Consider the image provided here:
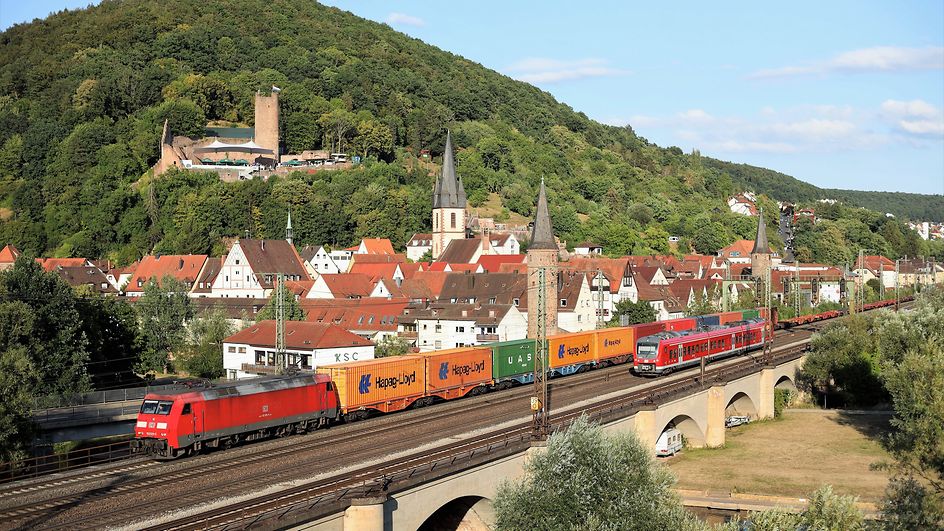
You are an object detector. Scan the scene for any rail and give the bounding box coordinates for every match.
[32,402,142,425]
[151,345,811,530]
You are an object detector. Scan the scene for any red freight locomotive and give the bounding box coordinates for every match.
[633,319,767,376]
[131,374,339,459]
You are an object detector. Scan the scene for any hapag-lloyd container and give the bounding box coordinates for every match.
[664,317,697,332]
[548,331,596,372]
[418,347,493,400]
[317,355,425,414]
[490,339,539,384]
[594,328,634,364]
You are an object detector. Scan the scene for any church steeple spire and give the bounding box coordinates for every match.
[530,178,556,250]
[285,209,293,246]
[752,208,770,255]
[433,130,466,209]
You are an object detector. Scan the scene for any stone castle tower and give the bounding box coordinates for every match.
[254,91,280,164]
[431,131,467,259]
[527,178,559,339]
[751,208,772,281]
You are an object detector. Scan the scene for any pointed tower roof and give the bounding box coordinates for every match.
[529,178,556,250]
[752,209,770,254]
[286,209,293,230]
[432,131,466,209]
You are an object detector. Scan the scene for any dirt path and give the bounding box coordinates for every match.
[667,409,892,500]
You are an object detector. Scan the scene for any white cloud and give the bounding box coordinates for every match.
[505,58,628,84]
[749,46,944,79]
[881,99,940,118]
[386,12,425,27]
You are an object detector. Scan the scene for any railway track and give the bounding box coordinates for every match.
[145,344,813,531]
[0,302,908,530]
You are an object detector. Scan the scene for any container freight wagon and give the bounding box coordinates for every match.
[317,356,426,420]
[490,339,540,388]
[132,375,338,459]
[549,331,597,375]
[419,347,493,400]
[594,327,635,366]
[717,311,742,325]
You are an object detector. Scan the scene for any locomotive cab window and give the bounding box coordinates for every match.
[155,401,174,415]
[141,400,174,415]
[182,403,191,415]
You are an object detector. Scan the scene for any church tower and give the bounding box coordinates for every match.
[431,131,467,260]
[751,209,772,281]
[527,178,559,339]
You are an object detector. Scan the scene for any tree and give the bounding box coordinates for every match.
[494,415,701,530]
[79,296,142,389]
[353,119,394,159]
[693,222,728,255]
[256,286,306,321]
[135,276,193,376]
[728,486,865,531]
[0,256,90,398]
[375,335,410,357]
[0,301,38,462]
[609,298,657,326]
[319,108,356,153]
[177,308,233,379]
[686,293,715,317]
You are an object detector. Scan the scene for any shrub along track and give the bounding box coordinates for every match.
[0,304,899,531]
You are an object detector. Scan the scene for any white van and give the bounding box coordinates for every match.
[655,428,683,457]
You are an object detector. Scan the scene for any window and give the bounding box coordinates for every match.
[489,297,496,304]
[435,340,442,349]
[435,324,443,333]
[238,347,246,353]
[155,401,173,415]
[450,212,457,229]
[731,251,741,257]
[182,403,191,415]
[513,298,520,306]
[235,259,240,265]
[560,299,567,306]
[457,326,465,333]
[255,352,265,364]
[228,346,236,353]
[578,315,582,322]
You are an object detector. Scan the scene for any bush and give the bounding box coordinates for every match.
[774,388,792,418]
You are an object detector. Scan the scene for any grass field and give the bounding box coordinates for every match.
[667,410,893,500]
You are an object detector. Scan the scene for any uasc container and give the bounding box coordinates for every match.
[418,347,493,400]
[491,339,539,386]
[548,330,596,373]
[594,327,634,365]
[317,355,425,417]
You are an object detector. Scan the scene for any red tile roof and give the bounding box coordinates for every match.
[561,256,629,293]
[237,239,309,288]
[301,298,410,332]
[350,262,400,279]
[719,240,755,258]
[36,258,89,271]
[358,238,396,255]
[406,271,449,299]
[447,263,482,273]
[350,253,407,264]
[477,254,526,272]
[406,233,432,247]
[0,244,20,263]
[191,257,223,293]
[317,273,374,298]
[126,255,208,292]
[224,321,373,350]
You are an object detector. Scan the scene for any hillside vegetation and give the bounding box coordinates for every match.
[0,0,940,266]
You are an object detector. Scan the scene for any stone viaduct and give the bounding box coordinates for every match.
[296,356,804,531]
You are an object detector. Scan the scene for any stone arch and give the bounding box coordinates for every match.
[417,495,494,531]
[661,414,705,448]
[725,391,758,419]
[775,374,797,391]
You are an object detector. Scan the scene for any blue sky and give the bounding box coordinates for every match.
[3,1,942,195]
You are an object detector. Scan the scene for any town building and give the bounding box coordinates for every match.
[209,239,308,298]
[399,303,527,351]
[223,321,374,380]
[0,244,20,271]
[124,254,208,296]
[527,178,559,338]
[405,233,432,261]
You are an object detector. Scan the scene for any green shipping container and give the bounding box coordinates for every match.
[491,339,540,381]
[741,309,760,319]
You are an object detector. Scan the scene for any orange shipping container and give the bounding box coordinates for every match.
[548,331,597,370]
[418,347,493,400]
[718,311,742,325]
[594,327,635,364]
[317,356,426,415]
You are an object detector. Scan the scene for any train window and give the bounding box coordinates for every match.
[182,403,191,415]
[140,400,158,414]
[155,401,174,415]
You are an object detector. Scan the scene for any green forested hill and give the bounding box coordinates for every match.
[0,0,939,266]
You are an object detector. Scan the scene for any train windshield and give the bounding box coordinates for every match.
[637,344,658,359]
[140,400,174,415]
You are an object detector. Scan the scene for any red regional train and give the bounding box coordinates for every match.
[632,318,767,376]
[131,374,338,459]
